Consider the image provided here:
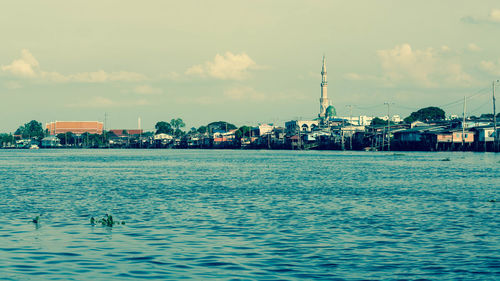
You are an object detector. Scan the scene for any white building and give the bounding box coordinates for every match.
[257,124,276,136]
[380,115,402,123]
[285,120,320,135]
[154,133,174,141]
[337,115,374,126]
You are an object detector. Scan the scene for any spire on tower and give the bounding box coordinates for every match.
[321,55,326,74]
[319,55,329,118]
[321,55,327,85]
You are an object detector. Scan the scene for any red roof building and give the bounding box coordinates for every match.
[46,121,103,135]
[109,129,144,137]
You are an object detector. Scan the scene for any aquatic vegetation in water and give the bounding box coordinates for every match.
[441,157,451,161]
[90,214,125,227]
[32,215,40,224]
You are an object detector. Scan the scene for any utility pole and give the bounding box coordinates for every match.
[462,96,467,150]
[384,102,393,151]
[493,80,498,152]
[138,117,142,149]
[297,124,301,150]
[346,105,353,150]
[104,112,108,148]
[341,117,345,150]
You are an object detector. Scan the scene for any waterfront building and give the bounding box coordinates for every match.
[41,136,61,148]
[153,133,174,148]
[154,133,173,141]
[46,121,103,135]
[285,120,319,135]
[109,129,143,137]
[257,124,278,136]
[380,115,403,123]
[335,116,374,126]
[341,125,366,137]
[213,129,237,148]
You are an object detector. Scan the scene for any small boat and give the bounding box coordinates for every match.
[29,144,39,149]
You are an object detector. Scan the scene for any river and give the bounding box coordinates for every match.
[0,150,498,280]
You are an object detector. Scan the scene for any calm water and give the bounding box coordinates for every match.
[0,150,498,280]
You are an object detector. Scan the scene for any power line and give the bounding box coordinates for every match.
[353,104,385,110]
[393,104,419,111]
[468,99,492,115]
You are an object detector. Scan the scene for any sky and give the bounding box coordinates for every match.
[1,0,500,132]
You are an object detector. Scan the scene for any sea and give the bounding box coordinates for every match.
[0,149,498,280]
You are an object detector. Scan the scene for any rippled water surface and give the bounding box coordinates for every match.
[0,150,499,280]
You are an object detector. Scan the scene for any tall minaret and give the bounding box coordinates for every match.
[319,55,329,118]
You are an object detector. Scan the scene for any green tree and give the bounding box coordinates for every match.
[88,133,104,148]
[174,128,185,138]
[207,121,237,132]
[235,125,252,139]
[480,113,493,119]
[170,118,186,130]
[404,106,445,123]
[57,132,76,146]
[0,133,15,147]
[142,131,154,137]
[169,118,186,137]
[155,121,173,135]
[14,127,24,136]
[15,120,44,139]
[197,126,207,134]
[370,117,387,126]
[106,131,117,138]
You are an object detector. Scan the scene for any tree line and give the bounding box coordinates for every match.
[2,106,499,147]
[370,106,499,126]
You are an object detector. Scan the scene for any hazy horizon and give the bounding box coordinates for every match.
[1,1,499,132]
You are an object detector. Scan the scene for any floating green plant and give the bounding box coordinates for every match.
[32,215,40,224]
[90,214,125,227]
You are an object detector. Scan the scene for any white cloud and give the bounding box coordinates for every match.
[1,49,39,77]
[185,52,259,80]
[133,84,162,95]
[343,73,363,80]
[67,96,149,108]
[224,86,266,101]
[490,9,500,22]
[161,71,182,81]
[441,45,451,52]
[176,95,217,105]
[177,86,306,105]
[480,60,500,76]
[4,81,23,89]
[467,43,481,52]
[1,49,147,83]
[376,43,474,87]
[67,71,147,83]
[342,72,380,82]
[377,44,435,87]
[224,86,308,102]
[462,9,500,24]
